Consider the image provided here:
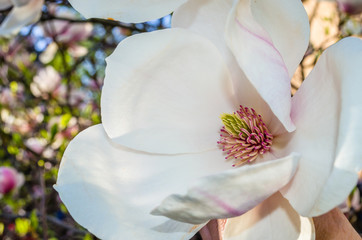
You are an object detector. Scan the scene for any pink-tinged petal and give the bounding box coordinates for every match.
[279,37,362,217]
[0,0,12,10]
[55,124,235,239]
[0,0,43,36]
[225,0,310,132]
[101,28,236,154]
[68,0,187,23]
[151,153,299,224]
[223,193,315,240]
[249,0,310,79]
[172,0,285,136]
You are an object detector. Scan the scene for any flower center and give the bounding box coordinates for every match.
[217,105,273,167]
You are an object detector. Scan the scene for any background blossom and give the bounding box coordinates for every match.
[0,166,24,196]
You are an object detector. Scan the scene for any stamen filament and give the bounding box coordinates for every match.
[218,105,273,167]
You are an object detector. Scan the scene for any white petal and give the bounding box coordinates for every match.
[225,0,310,132]
[223,193,315,240]
[68,0,187,23]
[309,168,358,216]
[0,0,43,36]
[280,37,362,216]
[0,0,12,10]
[10,0,29,7]
[249,0,310,78]
[101,28,236,154]
[172,0,234,65]
[55,124,234,239]
[172,0,285,136]
[151,153,300,224]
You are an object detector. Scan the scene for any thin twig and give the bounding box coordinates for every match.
[39,170,49,240]
[40,15,145,32]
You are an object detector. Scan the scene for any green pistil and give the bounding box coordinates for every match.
[220,113,250,138]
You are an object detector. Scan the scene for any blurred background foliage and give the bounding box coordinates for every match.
[0,0,361,239]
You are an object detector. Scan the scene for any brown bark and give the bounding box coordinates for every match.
[313,208,361,240]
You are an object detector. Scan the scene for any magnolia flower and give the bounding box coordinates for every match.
[30,66,62,99]
[25,137,47,154]
[41,8,93,58]
[0,166,24,196]
[0,0,43,36]
[25,137,55,159]
[43,17,93,44]
[320,0,362,14]
[1,109,31,134]
[341,18,362,36]
[56,0,362,239]
[43,7,93,44]
[0,87,15,106]
[69,88,89,107]
[336,0,362,14]
[0,38,31,66]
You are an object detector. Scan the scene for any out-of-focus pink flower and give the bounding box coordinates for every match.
[337,0,362,14]
[342,19,362,36]
[1,109,31,134]
[48,115,79,148]
[0,167,24,195]
[41,8,93,59]
[0,88,15,106]
[62,123,79,139]
[69,88,89,107]
[25,137,47,154]
[319,0,362,14]
[44,20,93,44]
[30,66,62,99]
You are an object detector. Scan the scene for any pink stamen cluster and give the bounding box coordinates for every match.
[217,106,273,167]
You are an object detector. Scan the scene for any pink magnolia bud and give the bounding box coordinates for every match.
[0,167,24,195]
